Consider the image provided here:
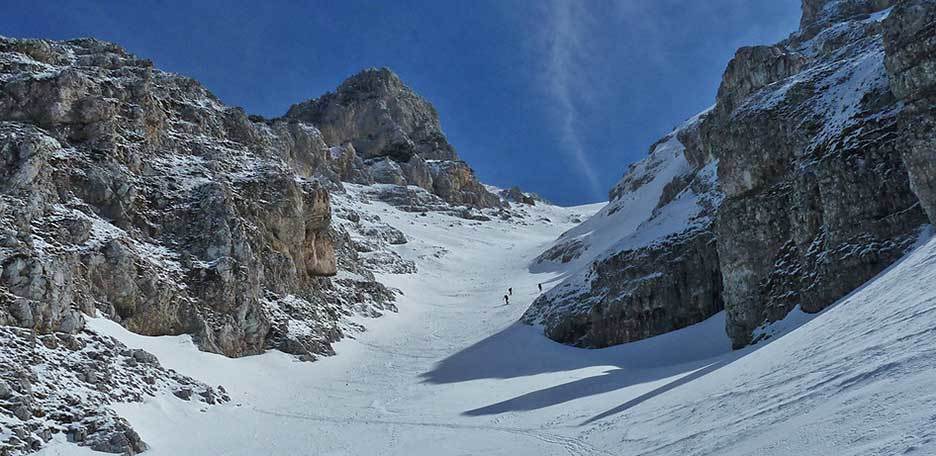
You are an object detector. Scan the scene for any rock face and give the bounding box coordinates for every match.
[537,230,723,348]
[884,0,936,223]
[523,114,726,347]
[0,36,414,363]
[709,0,928,348]
[286,68,501,208]
[526,0,933,349]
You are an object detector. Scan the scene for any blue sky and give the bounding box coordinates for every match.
[2,0,800,205]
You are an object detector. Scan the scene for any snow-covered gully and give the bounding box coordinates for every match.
[38,190,936,456]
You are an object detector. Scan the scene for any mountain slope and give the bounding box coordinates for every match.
[0,36,506,454]
[525,0,936,350]
[3,0,936,454]
[30,184,936,456]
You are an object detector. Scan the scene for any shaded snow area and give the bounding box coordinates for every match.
[27,183,936,455]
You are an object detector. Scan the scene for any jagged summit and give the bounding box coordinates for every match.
[285,67,501,208]
[318,67,412,105]
[285,66,456,163]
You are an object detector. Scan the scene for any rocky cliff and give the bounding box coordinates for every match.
[0,37,397,360]
[523,113,726,347]
[884,0,936,223]
[0,35,506,454]
[525,0,936,349]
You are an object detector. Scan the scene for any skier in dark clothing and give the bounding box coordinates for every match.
[504,295,509,305]
[538,283,543,292]
[508,288,513,296]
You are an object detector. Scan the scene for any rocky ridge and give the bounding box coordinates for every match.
[525,0,936,349]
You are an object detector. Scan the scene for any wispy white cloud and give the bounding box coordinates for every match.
[540,0,604,201]
[533,0,797,203]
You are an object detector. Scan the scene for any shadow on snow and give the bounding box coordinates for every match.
[419,312,766,423]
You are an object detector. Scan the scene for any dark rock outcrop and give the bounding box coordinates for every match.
[709,0,926,348]
[884,0,936,223]
[537,230,723,348]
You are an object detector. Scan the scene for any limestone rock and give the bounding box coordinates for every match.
[0,36,399,360]
[708,0,926,347]
[500,186,537,206]
[534,230,723,348]
[525,115,725,346]
[884,0,936,223]
[286,68,456,162]
[427,160,501,208]
[286,68,501,208]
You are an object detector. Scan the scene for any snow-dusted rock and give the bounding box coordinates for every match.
[0,326,226,455]
[527,0,932,350]
[0,42,342,357]
[710,0,926,347]
[524,113,725,347]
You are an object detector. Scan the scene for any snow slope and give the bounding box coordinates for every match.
[529,110,719,282]
[36,187,936,455]
[531,130,693,275]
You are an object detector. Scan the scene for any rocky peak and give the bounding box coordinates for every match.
[285,67,501,208]
[334,67,408,98]
[285,67,455,162]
